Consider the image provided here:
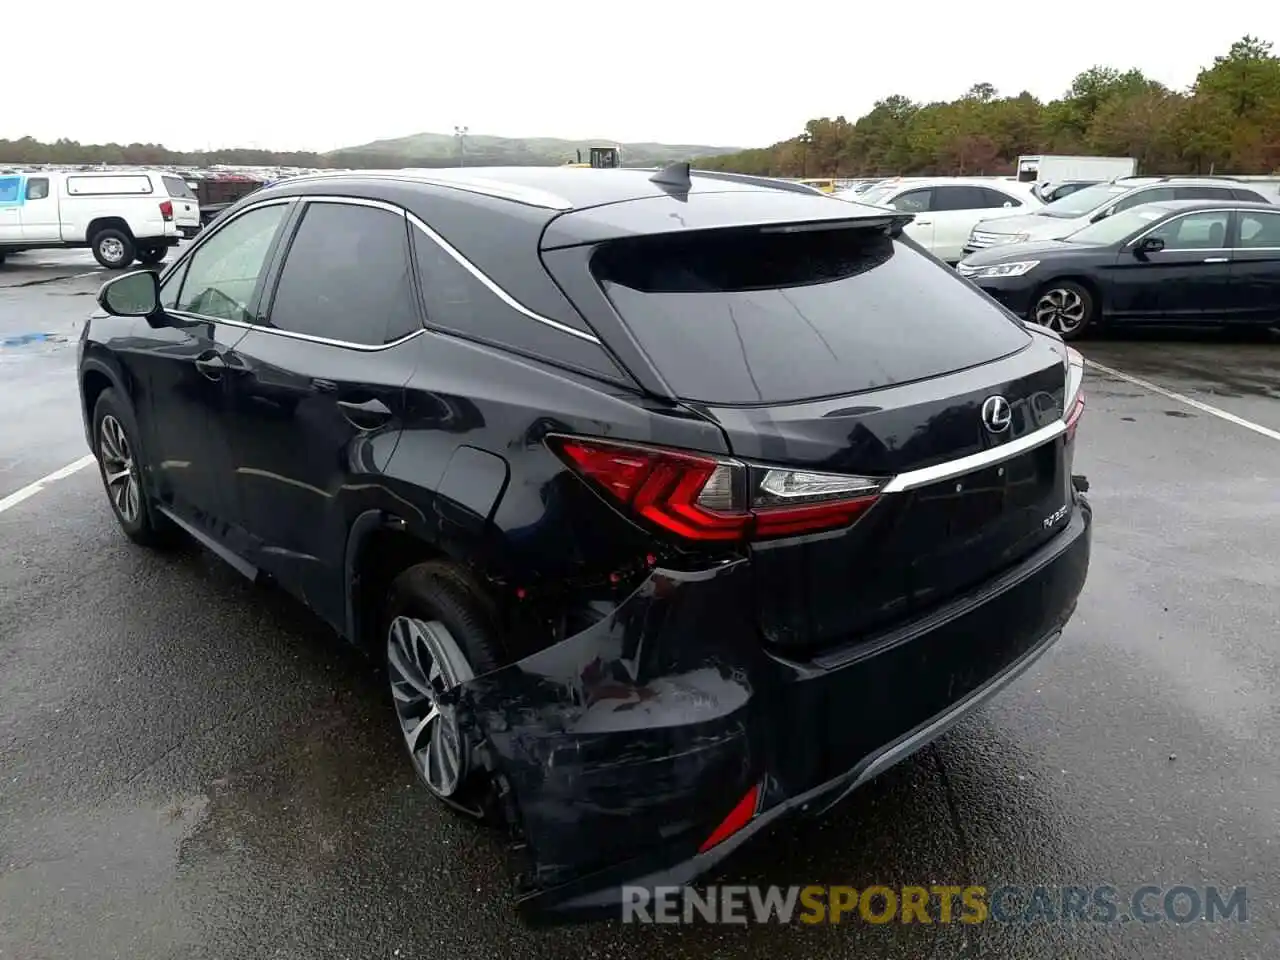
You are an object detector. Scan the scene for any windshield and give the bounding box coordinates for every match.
[1064,205,1169,245]
[857,185,896,207]
[162,175,197,200]
[1036,183,1135,218]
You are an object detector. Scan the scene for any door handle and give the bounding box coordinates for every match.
[915,220,932,226]
[193,352,226,380]
[1203,257,1229,263]
[337,397,393,429]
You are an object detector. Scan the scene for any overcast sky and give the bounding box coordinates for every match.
[6,3,1271,152]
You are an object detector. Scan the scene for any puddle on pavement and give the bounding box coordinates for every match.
[0,332,69,348]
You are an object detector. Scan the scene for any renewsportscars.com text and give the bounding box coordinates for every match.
[621,884,1248,925]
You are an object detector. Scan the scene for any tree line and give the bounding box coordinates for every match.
[695,36,1280,178]
[2,36,1276,176]
[0,137,444,170]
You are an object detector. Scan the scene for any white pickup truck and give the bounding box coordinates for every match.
[0,170,201,269]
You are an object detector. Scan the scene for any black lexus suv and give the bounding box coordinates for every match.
[78,164,1092,921]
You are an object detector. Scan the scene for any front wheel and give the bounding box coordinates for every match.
[1029,281,1095,341]
[92,389,175,546]
[383,562,506,818]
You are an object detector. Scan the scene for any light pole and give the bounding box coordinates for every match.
[454,126,469,167]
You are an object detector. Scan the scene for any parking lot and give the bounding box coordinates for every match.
[2,250,1278,959]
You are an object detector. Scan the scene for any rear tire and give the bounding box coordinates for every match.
[91,389,177,547]
[1029,280,1094,341]
[137,244,167,266]
[383,561,506,819]
[91,229,135,270]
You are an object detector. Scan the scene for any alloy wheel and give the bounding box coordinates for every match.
[98,414,140,523]
[1032,287,1087,335]
[99,237,125,265]
[386,616,476,798]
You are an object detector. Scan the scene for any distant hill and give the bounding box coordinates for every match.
[329,132,743,168]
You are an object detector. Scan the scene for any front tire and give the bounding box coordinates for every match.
[91,229,136,270]
[1030,281,1095,341]
[92,389,174,546]
[383,562,506,816]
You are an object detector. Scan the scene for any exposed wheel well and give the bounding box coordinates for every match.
[350,524,444,652]
[86,217,133,243]
[82,370,113,433]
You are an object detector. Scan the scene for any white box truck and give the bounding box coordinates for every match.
[1015,155,1137,185]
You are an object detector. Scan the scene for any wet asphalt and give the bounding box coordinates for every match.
[2,251,1279,960]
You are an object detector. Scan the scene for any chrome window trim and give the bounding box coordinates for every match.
[167,194,601,348]
[167,310,427,352]
[404,209,602,344]
[881,420,1067,494]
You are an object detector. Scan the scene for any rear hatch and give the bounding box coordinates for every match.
[161,175,201,228]
[557,213,1073,650]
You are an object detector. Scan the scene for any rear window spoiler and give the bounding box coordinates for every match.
[540,191,916,250]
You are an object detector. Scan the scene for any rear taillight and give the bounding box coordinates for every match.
[159,200,174,221]
[1064,346,1085,440]
[549,435,885,543]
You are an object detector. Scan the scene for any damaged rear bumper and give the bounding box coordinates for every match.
[457,497,1092,923]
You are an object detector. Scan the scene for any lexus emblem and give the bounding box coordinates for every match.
[981,395,1012,434]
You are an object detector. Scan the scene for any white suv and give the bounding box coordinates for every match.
[837,177,1042,263]
[964,176,1274,256]
[0,169,201,269]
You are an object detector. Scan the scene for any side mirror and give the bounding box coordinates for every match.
[98,270,160,319]
[1091,206,1115,224]
[1003,201,1014,208]
[1136,236,1165,256]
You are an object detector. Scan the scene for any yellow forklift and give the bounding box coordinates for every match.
[564,146,621,168]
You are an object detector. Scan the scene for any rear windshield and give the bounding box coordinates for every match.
[592,226,1030,405]
[162,175,197,199]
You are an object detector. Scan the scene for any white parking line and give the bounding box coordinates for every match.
[0,455,96,515]
[1087,359,1280,443]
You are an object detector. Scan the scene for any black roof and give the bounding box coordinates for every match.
[274,166,831,213]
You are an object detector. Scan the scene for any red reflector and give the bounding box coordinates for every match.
[1065,393,1085,440]
[159,200,174,221]
[753,496,878,537]
[699,784,760,853]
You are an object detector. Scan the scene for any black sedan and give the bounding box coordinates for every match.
[957,199,1280,340]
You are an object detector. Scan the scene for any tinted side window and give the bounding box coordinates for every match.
[1113,187,1175,212]
[411,228,626,379]
[977,186,1022,208]
[1238,211,1280,248]
[1233,188,1270,203]
[177,203,289,322]
[0,177,20,204]
[25,178,49,200]
[1148,211,1230,249]
[890,189,932,213]
[930,186,986,212]
[265,202,419,346]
